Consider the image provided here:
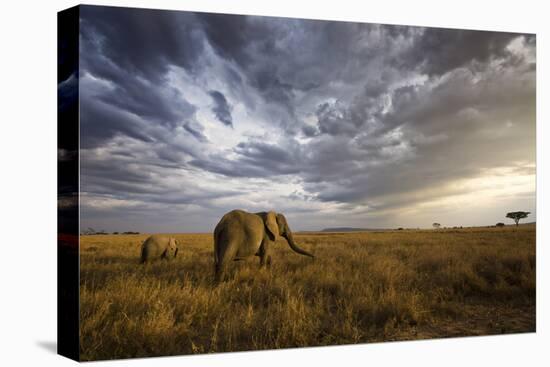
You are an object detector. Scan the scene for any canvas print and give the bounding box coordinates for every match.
[57,4,536,361]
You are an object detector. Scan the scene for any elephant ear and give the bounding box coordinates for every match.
[265,211,279,241]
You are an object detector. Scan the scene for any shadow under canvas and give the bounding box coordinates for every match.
[36,341,57,354]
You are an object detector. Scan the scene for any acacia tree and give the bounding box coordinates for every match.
[506,211,530,226]
[432,223,441,229]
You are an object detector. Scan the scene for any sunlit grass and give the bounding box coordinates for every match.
[79,225,535,360]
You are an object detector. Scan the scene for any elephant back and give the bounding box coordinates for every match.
[140,235,167,261]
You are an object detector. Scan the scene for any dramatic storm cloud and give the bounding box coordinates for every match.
[75,5,536,232]
[208,90,233,127]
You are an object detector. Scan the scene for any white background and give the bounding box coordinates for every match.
[0,0,547,365]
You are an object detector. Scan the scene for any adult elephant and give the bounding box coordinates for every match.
[213,209,314,281]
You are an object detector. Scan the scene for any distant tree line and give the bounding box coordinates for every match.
[425,210,531,231]
[81,227,140,235]
[81,227,107,235]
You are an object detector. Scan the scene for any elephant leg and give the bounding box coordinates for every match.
[215,242,238,282]
[214,251,225,281]
[259,242,272,268]
[215,261,226,282]
[258,244,268,268]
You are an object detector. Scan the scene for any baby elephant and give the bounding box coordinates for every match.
[140,235,179,263]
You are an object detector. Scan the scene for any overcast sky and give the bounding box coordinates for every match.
[72,5,536,232]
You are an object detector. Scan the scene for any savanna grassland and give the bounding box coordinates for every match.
[79,225,535,360]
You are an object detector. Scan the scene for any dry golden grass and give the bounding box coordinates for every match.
[79,225,535,360]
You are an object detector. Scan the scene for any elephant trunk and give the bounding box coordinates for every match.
[284,230,314,258]
[174,247,178,258]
